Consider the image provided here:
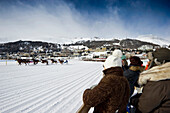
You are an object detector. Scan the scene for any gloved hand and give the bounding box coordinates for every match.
[130,93,142,108]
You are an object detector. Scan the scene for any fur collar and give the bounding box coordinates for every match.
[103,67,123,76]
[138,62,170,86]
[129,66,145,72]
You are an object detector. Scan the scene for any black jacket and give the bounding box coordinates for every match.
[123,65,144,96]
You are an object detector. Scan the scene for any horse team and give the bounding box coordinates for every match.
[16,58,68,65]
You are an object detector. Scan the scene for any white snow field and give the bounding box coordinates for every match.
[0,60,103,113]
[0,59,148,113]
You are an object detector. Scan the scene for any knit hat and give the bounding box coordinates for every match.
[130,56,143,66]
[121,55,126,60]
[103,49,122,69]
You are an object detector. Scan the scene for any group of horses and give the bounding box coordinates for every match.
[16,58,68,65]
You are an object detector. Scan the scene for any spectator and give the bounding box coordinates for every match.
[131,62,170,113]
[121,55,129,71]
[83,49,130,113]
[124,56,145,96]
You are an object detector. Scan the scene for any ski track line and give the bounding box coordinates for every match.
[66,71,102,113]
[0,67,95,110]
[21,67,101,113]
[0,65,50,78]
[0,63,100,93]
[0,64,92,99]
[0,64,87,93]
[0,72,86,113]
[0,65,71,84]
[0,62,90,84]
[19,66,101,113]
[27,68,101,113]
[49,71,102,113]
[0,68,75,93]
[0,63,71,80]
[69,99,83,113]
[0,64,102,112]
[1,66,101,112]
[0,67,93,104]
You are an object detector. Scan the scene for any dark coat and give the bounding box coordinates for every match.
[83,67,130,113]
[123,66,144,96]
[131,62,170,113]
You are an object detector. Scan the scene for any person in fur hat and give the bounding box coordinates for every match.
[130,62,170,113]
[123,56,145,96]
[83,49,130,113]
[147,48,170,69]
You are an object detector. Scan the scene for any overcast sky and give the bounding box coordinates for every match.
[0,0,170,43]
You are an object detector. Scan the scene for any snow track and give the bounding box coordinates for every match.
[0,60,103,113]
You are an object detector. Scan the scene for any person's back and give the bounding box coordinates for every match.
[131,62,170,113]
[82,49,130,113]
[124,67,140,96]
[123,56,144,96]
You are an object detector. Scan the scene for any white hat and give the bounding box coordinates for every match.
[103,49,122,69]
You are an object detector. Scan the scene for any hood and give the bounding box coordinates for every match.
[138,62,170,86]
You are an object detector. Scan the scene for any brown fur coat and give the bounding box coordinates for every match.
[137,62,170,113]
[83,67,130,113]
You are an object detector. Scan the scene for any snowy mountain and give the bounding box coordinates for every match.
[70,35,170,47]
[69,37,116,44]
[136,34,170,46]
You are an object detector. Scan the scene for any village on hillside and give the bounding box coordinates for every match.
[0,39,169,65]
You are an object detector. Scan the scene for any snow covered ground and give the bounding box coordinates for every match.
[0,60,103,113]
[0,59,148,113]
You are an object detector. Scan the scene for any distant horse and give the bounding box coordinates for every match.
[16,59,31,65]
[41,59,48,65]
[32,59,39,65]
[51,59,57,64]
[58,59,64,64]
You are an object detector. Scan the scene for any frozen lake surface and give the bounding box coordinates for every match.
[0,59,148,113]
[0,60,103,113]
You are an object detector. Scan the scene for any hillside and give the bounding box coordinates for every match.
[68,38,159,49]
[0,37,168,54]
[0,40,61,53]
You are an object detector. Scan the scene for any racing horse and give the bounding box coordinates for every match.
[41,59,49,65]
[51,59,57,64]
[58,59,64,64]
[16,58,31,65]
[32,58,40,65]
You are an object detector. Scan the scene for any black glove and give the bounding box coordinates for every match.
[130,93,142,108]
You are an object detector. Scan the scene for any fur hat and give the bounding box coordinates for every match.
[130,56,143,66]
[153,48,170,63]
[104,49,122,69]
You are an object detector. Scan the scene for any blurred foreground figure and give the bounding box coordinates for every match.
[131,61,170,113]
[147,48,170,69]
[81,49,130,113]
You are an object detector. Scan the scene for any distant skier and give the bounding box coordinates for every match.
[81,49,130,113]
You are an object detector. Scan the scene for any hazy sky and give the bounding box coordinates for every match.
[0,0,170,43]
